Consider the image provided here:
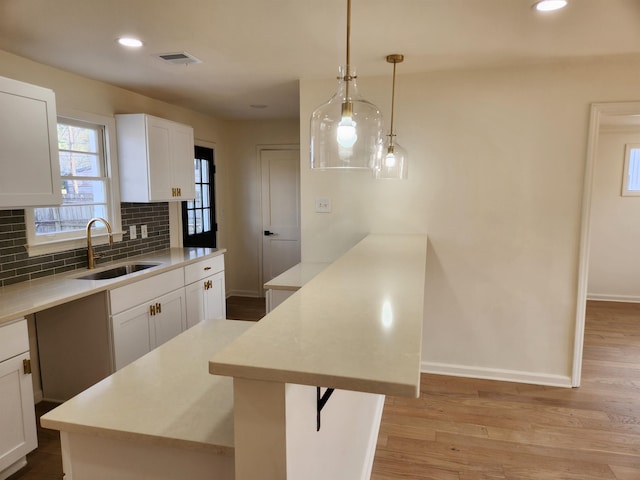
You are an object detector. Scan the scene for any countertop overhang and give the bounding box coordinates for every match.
[0,247,225,325]
[209,234,427,398]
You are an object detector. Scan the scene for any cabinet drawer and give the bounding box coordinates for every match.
[110,269,183,315]
[184,255,225,284]
[0,318,28,362]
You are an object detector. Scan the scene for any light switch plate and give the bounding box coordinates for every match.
[141,225,148,239]
[315,197,331,213]
[129,225,137,239]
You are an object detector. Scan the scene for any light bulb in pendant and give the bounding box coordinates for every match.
[336,102,358,148]
[384,149,396,168]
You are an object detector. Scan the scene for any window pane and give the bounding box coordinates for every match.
[59,152,101,177]
[34,204,106,235]
[61,180,106,204]
[629,149,640,191]
[58,124,99,153]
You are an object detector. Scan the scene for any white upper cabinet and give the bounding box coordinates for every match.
[116,113,195,202]
[0,76,61,208]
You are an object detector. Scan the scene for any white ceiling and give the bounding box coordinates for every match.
[1,0,640,120]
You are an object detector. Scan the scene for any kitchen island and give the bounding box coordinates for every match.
[40,234,427,480]
[41,319,251,480]
[211,233,428,480]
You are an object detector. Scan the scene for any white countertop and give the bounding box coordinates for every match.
[41,319,252,455]
[263,262,329,291]
[0,247,225,325]
[210,234,427,398]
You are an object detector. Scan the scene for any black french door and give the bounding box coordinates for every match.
[182,146,217,248]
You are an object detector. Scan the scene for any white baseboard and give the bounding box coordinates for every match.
[586,293,640,303]
[226,289,262,298]
[421,361,572,388]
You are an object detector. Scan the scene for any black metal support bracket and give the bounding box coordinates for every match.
[316,387,335,431]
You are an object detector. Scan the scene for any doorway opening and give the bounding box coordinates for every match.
[182,145,217,248]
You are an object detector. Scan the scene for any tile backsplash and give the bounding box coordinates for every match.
[0,203,170,287]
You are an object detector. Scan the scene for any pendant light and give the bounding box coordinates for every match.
[310,0,383,170]
[376,54,408,180]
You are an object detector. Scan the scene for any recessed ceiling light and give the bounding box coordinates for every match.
[533,0,568,12]
[116,37,144,48]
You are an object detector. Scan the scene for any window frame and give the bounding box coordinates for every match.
[25,110,122,256]
[622,143,640,197]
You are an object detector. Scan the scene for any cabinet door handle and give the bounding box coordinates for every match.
[204,266,212,271]
[178,187,181,196]
[23,358,32,375]
[156,302,162,314]
[150,305,155,316]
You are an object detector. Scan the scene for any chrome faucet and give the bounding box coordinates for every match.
[86,217,114,269]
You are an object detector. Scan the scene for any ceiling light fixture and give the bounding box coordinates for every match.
[310,0,383,170]
[116,37,143,48]
[376,54,407,180]
[533,0,568,12]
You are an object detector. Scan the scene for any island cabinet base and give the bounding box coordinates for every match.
[234,378,385,480]
[59,431,234,480]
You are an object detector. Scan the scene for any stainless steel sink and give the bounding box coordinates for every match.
[76,263,160,280]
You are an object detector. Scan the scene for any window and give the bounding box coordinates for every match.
[182,145,216,248]
[622,143,640,196]
[26,112,122,255]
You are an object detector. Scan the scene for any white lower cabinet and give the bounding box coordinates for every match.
[0,319,37,479]
[110,269,186,371]
[185,256,226,328]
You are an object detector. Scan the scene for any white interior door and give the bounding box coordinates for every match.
[261,149,301,287]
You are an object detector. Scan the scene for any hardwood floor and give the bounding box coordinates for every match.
[225,295,266,321]
[8,300,640,479]
[371,300,640,480]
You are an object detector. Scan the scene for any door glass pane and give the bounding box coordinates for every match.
[203,208,211,232]
[195,210,203,234]
[202,185,210,208]
[188,210,195,235]
[201,159,208,183]
[195,185,202,208]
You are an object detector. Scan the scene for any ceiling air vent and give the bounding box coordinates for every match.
[155,52,202,65]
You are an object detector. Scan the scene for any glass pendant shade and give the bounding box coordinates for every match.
[376,137,407,179]
[310,66,383,170]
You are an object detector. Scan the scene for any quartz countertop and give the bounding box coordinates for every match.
[210,234,427,398]
[41,319,252,455]
[263,262,329,291]
[0,247,225,325]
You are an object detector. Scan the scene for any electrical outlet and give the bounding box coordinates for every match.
[141,225,148,239]
[129,225,137,239]
[315,197,331,213]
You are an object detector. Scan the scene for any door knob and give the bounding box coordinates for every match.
[264,230,276,236]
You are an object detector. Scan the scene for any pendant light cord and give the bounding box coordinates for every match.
[345,0,351,99]
[389,60,397,146]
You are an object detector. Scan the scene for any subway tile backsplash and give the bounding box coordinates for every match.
[0,203,170,287]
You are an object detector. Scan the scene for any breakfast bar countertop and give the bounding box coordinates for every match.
[210,234,428,398]
[0,247,225,325]
[41,318,252,455]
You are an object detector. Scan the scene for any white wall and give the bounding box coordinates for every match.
[222,120,299,297]
[588,127,640,302]
[300,57,640,386]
